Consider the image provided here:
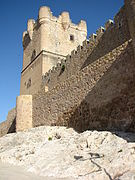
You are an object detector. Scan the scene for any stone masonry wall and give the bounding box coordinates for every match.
[0,108,16,137]
[125,0,135,56]
[82,5,130,68]
[20,55,43,95]
[42,39,97,90]
[65,41,135,132]
[22,22,41,71]
[33,40,135,132]
[16,95,32,132]
[21,7,87,95]
[42,5,131,91]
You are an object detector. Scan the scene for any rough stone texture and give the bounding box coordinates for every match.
[31,2,135,133]
[42,39,98,91]
[0,108,16,137]
[125,0,135,56]
[0,163,70,180]
[0,126,135,180]
[33,40,135,132]
[20,55,43,95]
[20,6,87,95]
[16,95,32,132]
[82,6,130,68]
[22,20,41,70]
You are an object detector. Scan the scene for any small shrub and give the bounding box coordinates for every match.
[61,64,65,72]
[118,149,122,153]
[59,64,66,76]
[48,136,52,141]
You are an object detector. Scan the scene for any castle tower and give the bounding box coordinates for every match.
[20,6,87,95]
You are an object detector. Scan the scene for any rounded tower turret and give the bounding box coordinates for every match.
[27,19,35,39]
[61,12,71,30]
[38,6,52,24]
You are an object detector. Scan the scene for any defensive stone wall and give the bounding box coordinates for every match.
[125,0,135,55]
[42,5,131,91]
[82,5,130,68]
[33,40,135,132]
[0,108,16,137]
[42,35,98,90]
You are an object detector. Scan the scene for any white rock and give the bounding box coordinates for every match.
[0,126,135,180]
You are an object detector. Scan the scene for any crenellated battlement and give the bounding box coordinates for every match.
[21,6,87,95]
[105,19,114,30]
[38,7,87,32]
[22,6,87,49]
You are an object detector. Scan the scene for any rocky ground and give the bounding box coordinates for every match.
[0,126,135,180]
[0,162,68,180]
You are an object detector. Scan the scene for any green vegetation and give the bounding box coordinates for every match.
[61,64,65,72]
[48,136,52,141]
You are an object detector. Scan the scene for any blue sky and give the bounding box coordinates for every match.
[0,0,124,123]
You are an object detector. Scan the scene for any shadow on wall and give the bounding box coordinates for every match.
[7,118,16,134]
[58,43,135,138]
[0,108,16,137]
[81,6,130,70]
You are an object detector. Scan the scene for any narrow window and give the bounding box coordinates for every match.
[27,78,31,88]
[118,22,122,29]
[118,20,122,29]
[70,35,74,41]
[31,50,36,61]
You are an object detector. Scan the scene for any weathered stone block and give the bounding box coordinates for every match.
[16,95,32,132]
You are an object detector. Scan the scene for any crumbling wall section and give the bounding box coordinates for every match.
[0,108,16,137]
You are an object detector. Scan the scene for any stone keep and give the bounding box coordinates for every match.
[20,6,87,95]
